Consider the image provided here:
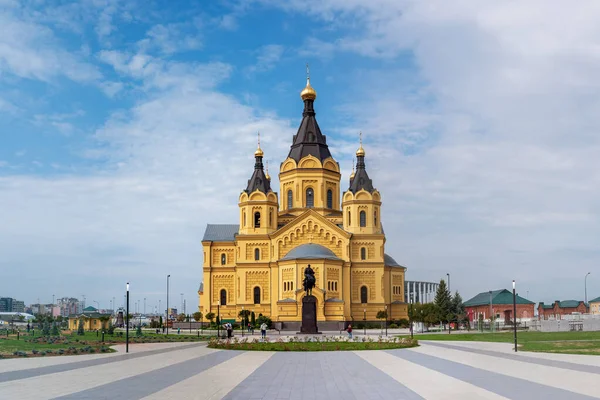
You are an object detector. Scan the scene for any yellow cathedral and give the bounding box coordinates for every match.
[198,75,408,330]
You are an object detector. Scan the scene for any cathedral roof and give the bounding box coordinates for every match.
[244,149,272,194]
[280,243,341,261]
[286,77,332,163]
[348,154,375,193]
[202,224,239,241]
[384,253,404,268]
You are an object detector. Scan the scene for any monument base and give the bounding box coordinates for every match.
[298,295,320,334]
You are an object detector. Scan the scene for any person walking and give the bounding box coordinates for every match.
[346,324,353,339]
[227,323,232,339]
[260,322,267,339]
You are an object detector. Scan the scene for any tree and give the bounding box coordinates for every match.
[77,318,85,335]
[51,322,60,336]
[107,320,115,335]
[238,310,250,327]
[136,324,143,336]
[177,313,186,322]
[193,312,203,322]
[205,312,215,323]
[216,316,220,325]
[250,311,256,326]
[99,316,110,330]
[434,279,452,327]
[376,310,388,331]
[42,321,51,336]
[159,315,163,327]
[451,291,467,329]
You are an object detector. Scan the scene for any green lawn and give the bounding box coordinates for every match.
[401,331,600,355]
[0,331,213,358]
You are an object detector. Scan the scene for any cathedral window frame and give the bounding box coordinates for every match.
[220,289,227,306]
[220,253,226,265]
[326,189,333,209]
[287,190,293,210]
[347,209,351,226]
[374,210,378,227]
[306,187,314,208]
[360,247,366,260]
[254,248,260,261]
[359,210,366,227]
[253,286,261,304]
[360,285,368,304]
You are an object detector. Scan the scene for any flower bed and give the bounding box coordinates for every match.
[207,336,418,351]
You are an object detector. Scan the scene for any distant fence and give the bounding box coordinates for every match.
[529,315,600,332]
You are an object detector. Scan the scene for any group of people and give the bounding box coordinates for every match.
[222,322,269,339]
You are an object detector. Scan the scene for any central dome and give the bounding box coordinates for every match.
[280,243,340,261]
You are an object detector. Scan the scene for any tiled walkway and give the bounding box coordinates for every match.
[0,340,599,399]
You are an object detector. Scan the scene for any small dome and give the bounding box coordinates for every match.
[280,243,341,261]
[384,253,404,268]
[254,146,264,157]
[356,144,365,157]
[300,78,317,101]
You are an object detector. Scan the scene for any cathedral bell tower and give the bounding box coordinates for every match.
[239,135,279,235]
[342,134,382,234]
[279,68,342,220]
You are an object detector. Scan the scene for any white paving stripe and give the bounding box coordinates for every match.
[141,351,275,400]
[414,344,600,398]
[355,350,509,399]
[0,345,218,400]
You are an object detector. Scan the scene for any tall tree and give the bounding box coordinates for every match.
[434,279,452,325]
[451,291,467,329]
[193,312,203,322]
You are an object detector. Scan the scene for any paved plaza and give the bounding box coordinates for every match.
[0,338,599,399]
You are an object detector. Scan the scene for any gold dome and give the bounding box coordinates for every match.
[356,144,365,157]
[255,146,264,157]
[300,78,317,101]
[265,160,271,180]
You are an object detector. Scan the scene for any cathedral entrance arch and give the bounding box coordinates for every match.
[295,287,325,321]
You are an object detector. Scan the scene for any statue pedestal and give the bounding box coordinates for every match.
[298,295,320,334]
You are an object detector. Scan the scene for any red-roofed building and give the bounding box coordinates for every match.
[537,300,588,320]
[464,289,535,323]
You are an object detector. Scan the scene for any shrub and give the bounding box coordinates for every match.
[256,315,272,329]
[77,319,85,335]
[31,349,39,355]
[136,325,143,337]
[389,323,399,329]
[107,321,115,335]
[52,322,60,336]
[397,319,410,328]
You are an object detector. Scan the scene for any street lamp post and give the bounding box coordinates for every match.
[410,294,414,339]
[144,298,146,315]
[385,305,388,336]
[489,290,493,332]
[166,275,170,335]
[363,309,366,336]
[512,280,517,352]
[126,282,130,353]
[585,272,591,305]
[241,306,244,338]
[217,301,221,339]
[447,273,450,292]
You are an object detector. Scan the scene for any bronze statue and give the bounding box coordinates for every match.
[303,264,316,295]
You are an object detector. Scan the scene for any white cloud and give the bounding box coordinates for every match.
[246,44,285,75]
[266,0,600,301]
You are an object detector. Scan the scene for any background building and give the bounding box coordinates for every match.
[199,75,409,330]
[590,297,600,315]
[404,281,439,304]
[57,297,82,316]
[0,297,25,313]
[464,289,535,322]
[538,300,589,320]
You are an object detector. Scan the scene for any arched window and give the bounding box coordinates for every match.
[254,287,261,304]
[254,248,260,261]
[360,286,368,304]
[291,282,293,290]
[221,253,226,265]
[360,247,366,260]
[254,212,261,228]
[306,188,314,208]
[269,209,273,227]
[359,210,366,227]
[374,210,377,227]
[243,211,246,227]
[287,190,293,209]
[347,210,351,225]
[327,189,333,209]
[220,289,227,306]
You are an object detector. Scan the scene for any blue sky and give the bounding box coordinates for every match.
[1,0,600,311]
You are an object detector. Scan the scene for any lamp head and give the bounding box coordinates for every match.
[512,280,515,290]
[126,282,129,291]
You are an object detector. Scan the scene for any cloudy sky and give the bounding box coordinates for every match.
[1,0,599,311]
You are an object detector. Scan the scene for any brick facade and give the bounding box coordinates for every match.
[466,303,534,322]
[537,301,588,320]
